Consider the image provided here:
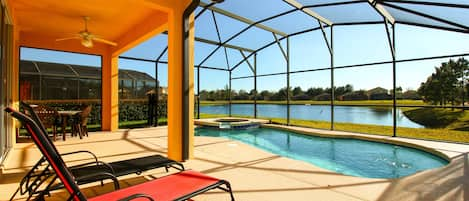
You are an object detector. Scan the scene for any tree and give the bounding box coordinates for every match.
[259,90,273,100]
[222,85,231,100]
[271,87,290,101]
[292,86,308,100]
[402,90,420,100]
[465,80,469,104]
[248,89,262,100]
[292,87,303,97]
[198,90,208,101]
[418,58,469,105]
[345,84,353,93]
[341,90,368,101]
[335,84,353,99]
[306,87,324,98]
[389,86,403,99]
[235,89,249,100]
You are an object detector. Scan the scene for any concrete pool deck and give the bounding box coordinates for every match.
[0,125,468,201]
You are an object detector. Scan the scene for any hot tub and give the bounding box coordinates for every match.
[194,117,269,129]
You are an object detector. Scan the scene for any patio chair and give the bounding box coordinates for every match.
[6,107,235,201]
[12,103,185,200]
[31,104,60,141]
[71,105,92,138]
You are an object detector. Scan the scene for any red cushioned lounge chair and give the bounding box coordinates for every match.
[6,107,235,201]
[11,102,185,201]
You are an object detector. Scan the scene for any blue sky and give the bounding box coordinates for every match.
[21,19,469,93]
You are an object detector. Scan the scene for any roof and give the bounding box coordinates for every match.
[19,60,154,81]
[121,0,469,73]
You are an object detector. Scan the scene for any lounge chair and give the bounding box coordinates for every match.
[12,103,184,200]
[6,107,235,201]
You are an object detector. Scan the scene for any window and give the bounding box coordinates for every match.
[19,47,102,129]
[0,5,6,162]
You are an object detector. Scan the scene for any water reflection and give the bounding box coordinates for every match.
[369,107,389,117]
[200,104,422,128]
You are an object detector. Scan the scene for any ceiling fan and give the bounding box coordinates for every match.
[56,16,117,48]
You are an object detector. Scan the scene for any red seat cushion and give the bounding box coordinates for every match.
[88,170,221,201]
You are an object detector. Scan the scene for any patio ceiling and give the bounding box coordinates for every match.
[10,0,169,54]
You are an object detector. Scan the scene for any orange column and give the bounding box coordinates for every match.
[101,52,119,131]
[166,5,195,161]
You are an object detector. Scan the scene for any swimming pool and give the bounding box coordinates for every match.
[195,127,448,178]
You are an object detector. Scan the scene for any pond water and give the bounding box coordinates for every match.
[200,104,423,128]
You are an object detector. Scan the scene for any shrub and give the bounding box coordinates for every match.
[25,98,168,126]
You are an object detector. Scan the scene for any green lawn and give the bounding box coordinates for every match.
[403,108,469,130]
[118,118,168,129]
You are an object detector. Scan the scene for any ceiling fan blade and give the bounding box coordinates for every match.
[55,36,80,42]
[57,17,116,48]
[92,37,117,46]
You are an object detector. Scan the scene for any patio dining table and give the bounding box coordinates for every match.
[57,110,81,141]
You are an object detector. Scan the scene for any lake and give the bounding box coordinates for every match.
[199,104,423,128]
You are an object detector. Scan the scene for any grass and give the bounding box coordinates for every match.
[198,113,469,143]
[200,100,425,106]
[118,118,168,129]
[403,108,469,130]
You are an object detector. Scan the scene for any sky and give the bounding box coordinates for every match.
[20,3,469,93]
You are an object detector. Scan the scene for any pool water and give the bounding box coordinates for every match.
[195,127,448,178]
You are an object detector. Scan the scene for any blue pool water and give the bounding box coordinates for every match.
[195,127,448,178]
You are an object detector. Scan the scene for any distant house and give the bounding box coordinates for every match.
[402,90,420,100]
[146,86,168,100]
[159,86,168,95]
[19,60,159,100]
[314,93,331,101]
[341,91,368,101]
[367,87,391,100]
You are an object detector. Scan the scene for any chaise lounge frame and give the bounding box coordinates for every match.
[6,107,235,201]
[12,102,185,201]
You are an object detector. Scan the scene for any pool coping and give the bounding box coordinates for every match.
[261,124,452,163]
